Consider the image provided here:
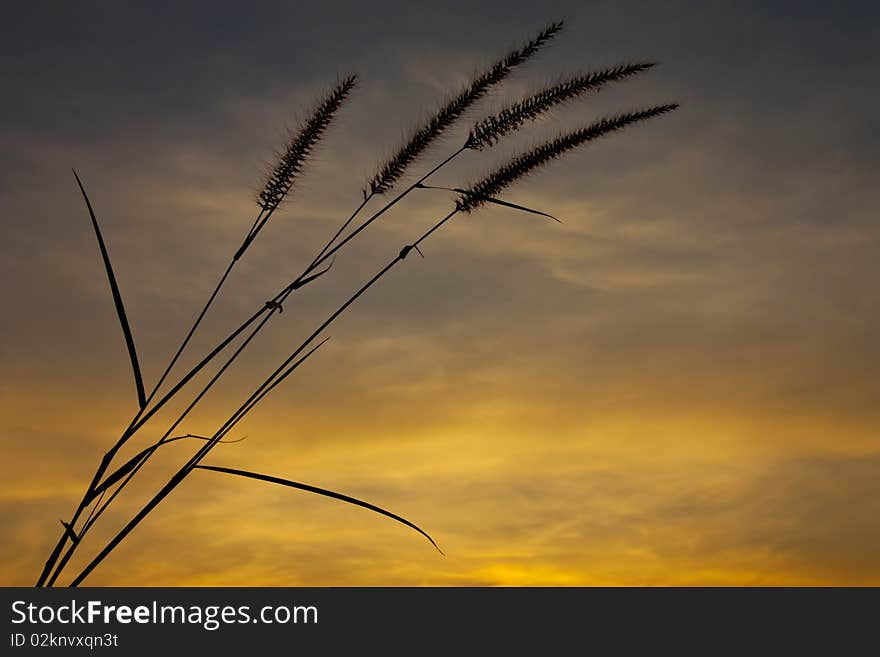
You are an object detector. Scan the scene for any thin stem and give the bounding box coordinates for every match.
[139,205,264,418]
[141,259,235,411]
[81,490,106,531]
[125,146,464,439]
[305,146,466,276]
[309,194,373,269]
[189,207,461,493]
[127,304,270,435]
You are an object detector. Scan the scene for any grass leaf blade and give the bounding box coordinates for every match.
[417,184,558,221]
[87,434,245,503]
[73,169,146,410]
[194,464,443,554]
[458,190,559,221]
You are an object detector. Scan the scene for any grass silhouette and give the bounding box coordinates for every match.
[35,19,677,587]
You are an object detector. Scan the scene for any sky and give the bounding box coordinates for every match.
[1,0,878,585]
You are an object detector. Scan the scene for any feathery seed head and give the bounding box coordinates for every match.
[365,20,565,196]
[458,103,679,212]
[258,75,358,212]
[466,61,656,150]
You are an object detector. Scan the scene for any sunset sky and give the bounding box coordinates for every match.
[1,1,878,586]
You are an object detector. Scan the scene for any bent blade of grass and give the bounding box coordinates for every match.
[87,434,246,503]
[194,464,443,554]
[73,169,146,410]
[416,183,559,221]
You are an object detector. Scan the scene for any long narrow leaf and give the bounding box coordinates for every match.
[194,464,443,554]
[87,434,245,503]
[73,169,146,409]
[416,183,559,221]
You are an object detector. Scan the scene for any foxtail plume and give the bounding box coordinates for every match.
[459,103,679,211]
[466,62,656,150]
[366,20,565,196]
